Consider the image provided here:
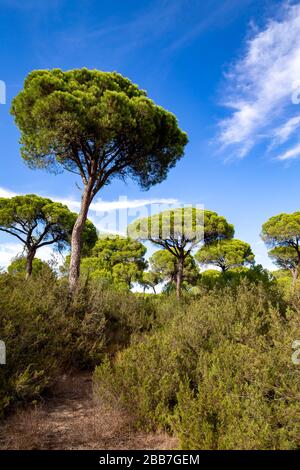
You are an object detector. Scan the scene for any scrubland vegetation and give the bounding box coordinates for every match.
[94,278,300,450]
[0,271,155,416]
[1,68,300,450]
[1,264,299,449]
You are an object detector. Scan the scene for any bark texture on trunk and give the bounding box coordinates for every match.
[69,184,93,293]
[176,256,184,300]
[26,248,36,279]
[292,267,299,288]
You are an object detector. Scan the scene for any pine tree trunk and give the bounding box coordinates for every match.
[25,248,36,279]
[292,268,298,288]
[176,256,184,300]
[69,184,93,293]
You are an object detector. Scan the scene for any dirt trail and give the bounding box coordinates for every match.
[0,372,177,450]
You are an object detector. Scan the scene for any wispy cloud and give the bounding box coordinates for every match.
[277,142,300,161]
[0,186,177,212]
[0,242,22,269]
[0,186,179,258]
[0,186,180,266]
[0,241,58,269]
[218,2,300,159]
[0,187,17,198]
[0,186,178,211]
[54,196,178,213]
[272,115,300,145]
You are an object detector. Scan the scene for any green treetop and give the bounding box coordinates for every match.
[261,212,300,283]
[148,249,199,292]
[80,235,147,289]
[128,208,233,298]
[7,256,55,279]
[268,246,299,285]
[196,239,254,272]
[0,194,97,277]
[140,271,161,294]
[11,68,188,291]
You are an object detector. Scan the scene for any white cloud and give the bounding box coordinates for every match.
[277,141,300,161]
[0,242,64,270]
[0,186,277,272]
[0,242,23,269]
[0,186,179,213]
[91,197,178,211]
[272,115,300,145]
[0,186,180,266]
[0,187,17,198]
[54,196,179,213]
[251,239,275,271]
[219,3,300,158]
[0,186,178,213]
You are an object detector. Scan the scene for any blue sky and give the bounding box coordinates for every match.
[1,0,300,268]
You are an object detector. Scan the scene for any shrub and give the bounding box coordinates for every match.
[199,265,276,289]
[7,256,56,279]
[0,273,103,415]
[94,281,300,449]
[0,272,155,416]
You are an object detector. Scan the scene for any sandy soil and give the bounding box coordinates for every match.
[0,372,177,450]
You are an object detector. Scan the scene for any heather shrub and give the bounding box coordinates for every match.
[94,281,300,449]
[0,273,101,414]
[0,272,155,416]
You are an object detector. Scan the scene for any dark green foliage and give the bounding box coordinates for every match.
[128,208,233,298]
[0,273,103,415]
[11,69,188,190]
[81,235,147,288]
[128,208,234,248]
[261,212,300,246]
[11,68,188,288]
[198,265,276,290]
[0,194,75,250]
[262,212,300,282]
[0,194,97,275]
[196,238,254,272]
[148,249,199,291]
[7,256,55,278]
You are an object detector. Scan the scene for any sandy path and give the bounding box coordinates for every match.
[0,372,177,450]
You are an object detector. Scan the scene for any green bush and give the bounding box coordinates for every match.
[199,265,276,289]
[0,272,155,416]
[7,256,56,279]
[0,273,101,415]
[94,281,300,449]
